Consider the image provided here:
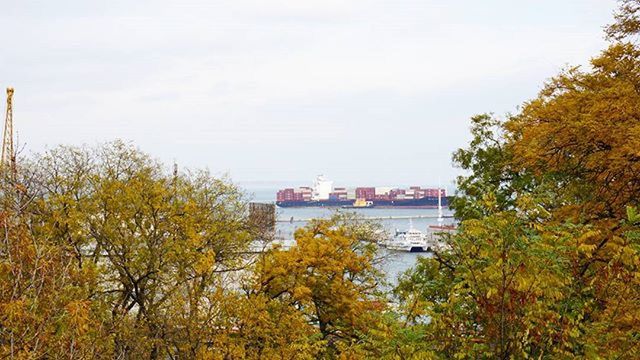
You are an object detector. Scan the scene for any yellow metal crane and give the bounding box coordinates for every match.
[1,87,16,178]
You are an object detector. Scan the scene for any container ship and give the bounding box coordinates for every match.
[276,175,447,208]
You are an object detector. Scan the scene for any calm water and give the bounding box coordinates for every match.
[244,184,456,285]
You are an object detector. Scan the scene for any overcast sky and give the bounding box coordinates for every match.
[1,0,616,188]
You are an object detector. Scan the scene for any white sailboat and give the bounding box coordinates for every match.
[429,187,453,230]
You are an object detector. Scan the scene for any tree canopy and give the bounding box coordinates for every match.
[4,2,640,359]
[394,4,640,357]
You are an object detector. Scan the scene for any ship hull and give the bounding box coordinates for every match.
[276,197,447,208]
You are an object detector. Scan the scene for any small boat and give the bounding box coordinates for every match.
[342,198,374,209]
[385,220,429,252]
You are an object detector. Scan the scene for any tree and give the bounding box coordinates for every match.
[4,141,258,359]
[607,0,640,40]
[0,172,111,358]
[254,215,385,358]
[503,40,640,357]
[2,142,397,359]
[397,194,584,358]
[450,113,537,221]
[206,292,323,360]
[394,6,640,356]
[507,43,640,223]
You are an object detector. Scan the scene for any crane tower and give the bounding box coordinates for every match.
[1,87,16,177]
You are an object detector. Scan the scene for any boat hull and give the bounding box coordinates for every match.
[276,196,447,208]
[386,244,428,252]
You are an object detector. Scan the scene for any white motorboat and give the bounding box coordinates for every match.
[386,220,429,252]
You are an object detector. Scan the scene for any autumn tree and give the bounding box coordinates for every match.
[394,2,640,357]
[1,142,399,359]
[0,168,111,358]
[503,40,640,357]
[254,215,387,359]
[0,141,259,359]
[607,0,640,40]
[205,292,323,360]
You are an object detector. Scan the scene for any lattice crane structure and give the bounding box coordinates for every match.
[1,87,16,178]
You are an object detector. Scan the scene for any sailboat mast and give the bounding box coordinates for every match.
[437,186,444,223]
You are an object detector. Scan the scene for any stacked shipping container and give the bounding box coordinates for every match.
[278,185,446,202]
[329,187,348,200]
[355,187,376,200]
[276,187,312,202]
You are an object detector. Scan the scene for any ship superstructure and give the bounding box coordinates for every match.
[276,175,447,208]
[311,175,333,201]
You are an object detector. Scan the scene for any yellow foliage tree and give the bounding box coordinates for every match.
[255,216,385,358]
[0,174,111,358]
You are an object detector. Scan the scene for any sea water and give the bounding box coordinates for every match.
[244,184,456,285]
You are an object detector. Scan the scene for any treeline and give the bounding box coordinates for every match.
[3,1,640,359]
[0,142,392,359]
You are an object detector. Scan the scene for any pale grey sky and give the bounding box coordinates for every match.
[1,0,616,188]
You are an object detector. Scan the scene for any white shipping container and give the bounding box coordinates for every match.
[375,187,393,195]
[347,189,356,199]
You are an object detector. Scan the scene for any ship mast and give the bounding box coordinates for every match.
[1,87,16,179]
